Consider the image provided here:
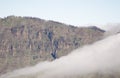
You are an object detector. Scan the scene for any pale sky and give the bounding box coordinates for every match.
[0,0,120,29]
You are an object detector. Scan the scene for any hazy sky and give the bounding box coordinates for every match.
[0,0,120,28]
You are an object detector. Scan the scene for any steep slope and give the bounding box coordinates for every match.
[0,16,105,75]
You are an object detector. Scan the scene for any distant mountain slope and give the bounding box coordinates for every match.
[0,16,105,75]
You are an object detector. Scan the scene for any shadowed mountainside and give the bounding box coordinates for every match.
[0,16,105,75]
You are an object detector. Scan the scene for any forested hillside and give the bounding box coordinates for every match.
[0,16,105,75]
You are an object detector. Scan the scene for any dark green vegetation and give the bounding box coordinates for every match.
[0,16,105,75]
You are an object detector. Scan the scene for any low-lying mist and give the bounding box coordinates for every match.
[1,27,120,78]
[104,25,120,36]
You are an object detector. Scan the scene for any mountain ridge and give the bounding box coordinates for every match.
[0,16,105,75]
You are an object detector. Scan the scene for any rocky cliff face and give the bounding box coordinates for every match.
[0,16,105,75]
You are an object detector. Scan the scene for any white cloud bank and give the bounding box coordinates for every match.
[104,24,120,36]
[1,27,120,78]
